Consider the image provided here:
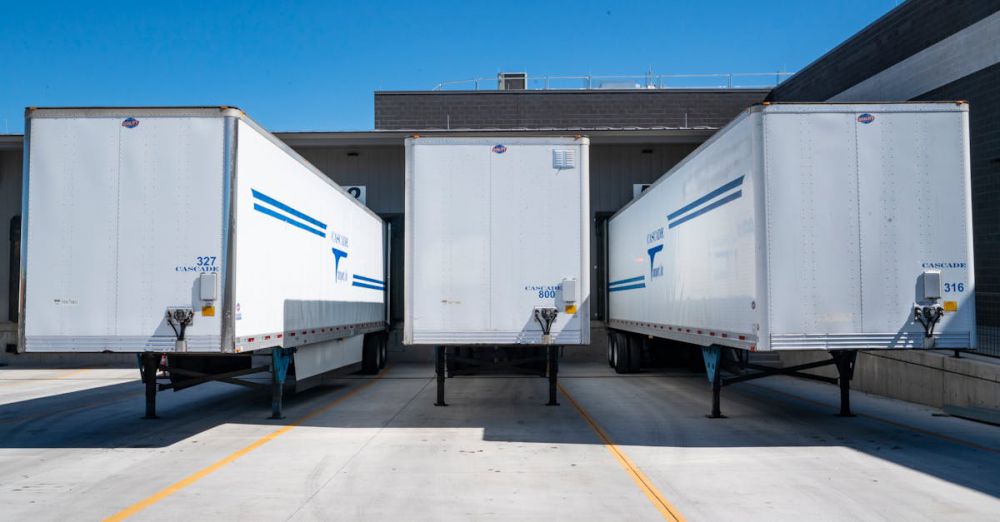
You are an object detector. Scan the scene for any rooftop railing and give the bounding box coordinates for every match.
[432,72,795,91]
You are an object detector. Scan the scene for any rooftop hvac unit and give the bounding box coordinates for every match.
[498,72,527,90]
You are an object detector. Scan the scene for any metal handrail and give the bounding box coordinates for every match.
[433,72,795,91]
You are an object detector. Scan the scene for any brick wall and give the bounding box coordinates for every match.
[768,0,999,102]
[374,89,768,130]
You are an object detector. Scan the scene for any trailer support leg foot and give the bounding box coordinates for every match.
[435,346,447,407]
[546,346,560,406]
[270,347,293,419]
[141,352,159,419]
[833,350,857,417]
[702,346,725,418]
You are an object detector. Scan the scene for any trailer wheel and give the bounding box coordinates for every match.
[613,332,630,374]
[378,333,388,369]
[607,332,615,367]
[626,334,642,374]
[361,334,380,374]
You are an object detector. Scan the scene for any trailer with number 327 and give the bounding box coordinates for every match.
[19,107,389,418]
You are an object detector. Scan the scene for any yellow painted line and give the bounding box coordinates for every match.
[51,368,89,379]
[104,366,391,522]
[559,383,685,522]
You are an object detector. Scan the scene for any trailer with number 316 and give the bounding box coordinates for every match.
[606,102,975,417]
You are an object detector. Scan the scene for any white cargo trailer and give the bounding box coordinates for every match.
[19,107,388,418]
[404,137,590,405]
[606,102,975,416]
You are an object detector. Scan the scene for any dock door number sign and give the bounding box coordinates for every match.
[344,185,367,205]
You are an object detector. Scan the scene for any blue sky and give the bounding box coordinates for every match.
[0,1,899,133]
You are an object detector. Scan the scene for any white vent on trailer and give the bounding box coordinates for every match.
[553,149,575,169]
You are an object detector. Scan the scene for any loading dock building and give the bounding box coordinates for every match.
[2,0,999,368]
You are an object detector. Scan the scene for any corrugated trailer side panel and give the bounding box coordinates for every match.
[22,112,227,352]
[763,104,975,349]
[607,111,760,349]
[232,119,385,354]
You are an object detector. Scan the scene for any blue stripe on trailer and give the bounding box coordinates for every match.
[352,274,384,285]
[253,204,326,238]
[352,281,385,291]
[667,176,744,221]
[609,275,645,286]
[668,190,742,230]
[608,283,646,292]
[251,189,328,230]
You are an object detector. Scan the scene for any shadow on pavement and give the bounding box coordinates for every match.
[0,362,997,499]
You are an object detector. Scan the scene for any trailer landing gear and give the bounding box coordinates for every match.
[832,350,857,417]
[702,346,724,418]
[270,347,295,419]
[138,351,280,420]
[140,352,160,419]
[433,345,561,406]
[435,346,448,407]
[701,345,858,418]
[546,345,560,406]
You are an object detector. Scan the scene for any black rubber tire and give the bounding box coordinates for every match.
[613,332,630,374]
[361,334,379,374]
[627,334,643,374]
[378,334,388,369]
[607,333,615,367]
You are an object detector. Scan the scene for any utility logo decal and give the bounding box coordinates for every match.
[122,117,140,128]
[492,144,507,154]
[857,113,875,124]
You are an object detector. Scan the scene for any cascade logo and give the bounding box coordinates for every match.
[122,117,140,128]
[922,262,966,269]
[647,244,664,278]
[332,248,349,282]
[492,144,507,154]
[857,113,875,124]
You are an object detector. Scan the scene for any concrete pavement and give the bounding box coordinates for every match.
[0,362,997,521]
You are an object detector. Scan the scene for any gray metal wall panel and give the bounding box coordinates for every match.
[294,146,405,215]
[768,0,1000,102]
[0,150,23,324]
[591,144,697,213]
